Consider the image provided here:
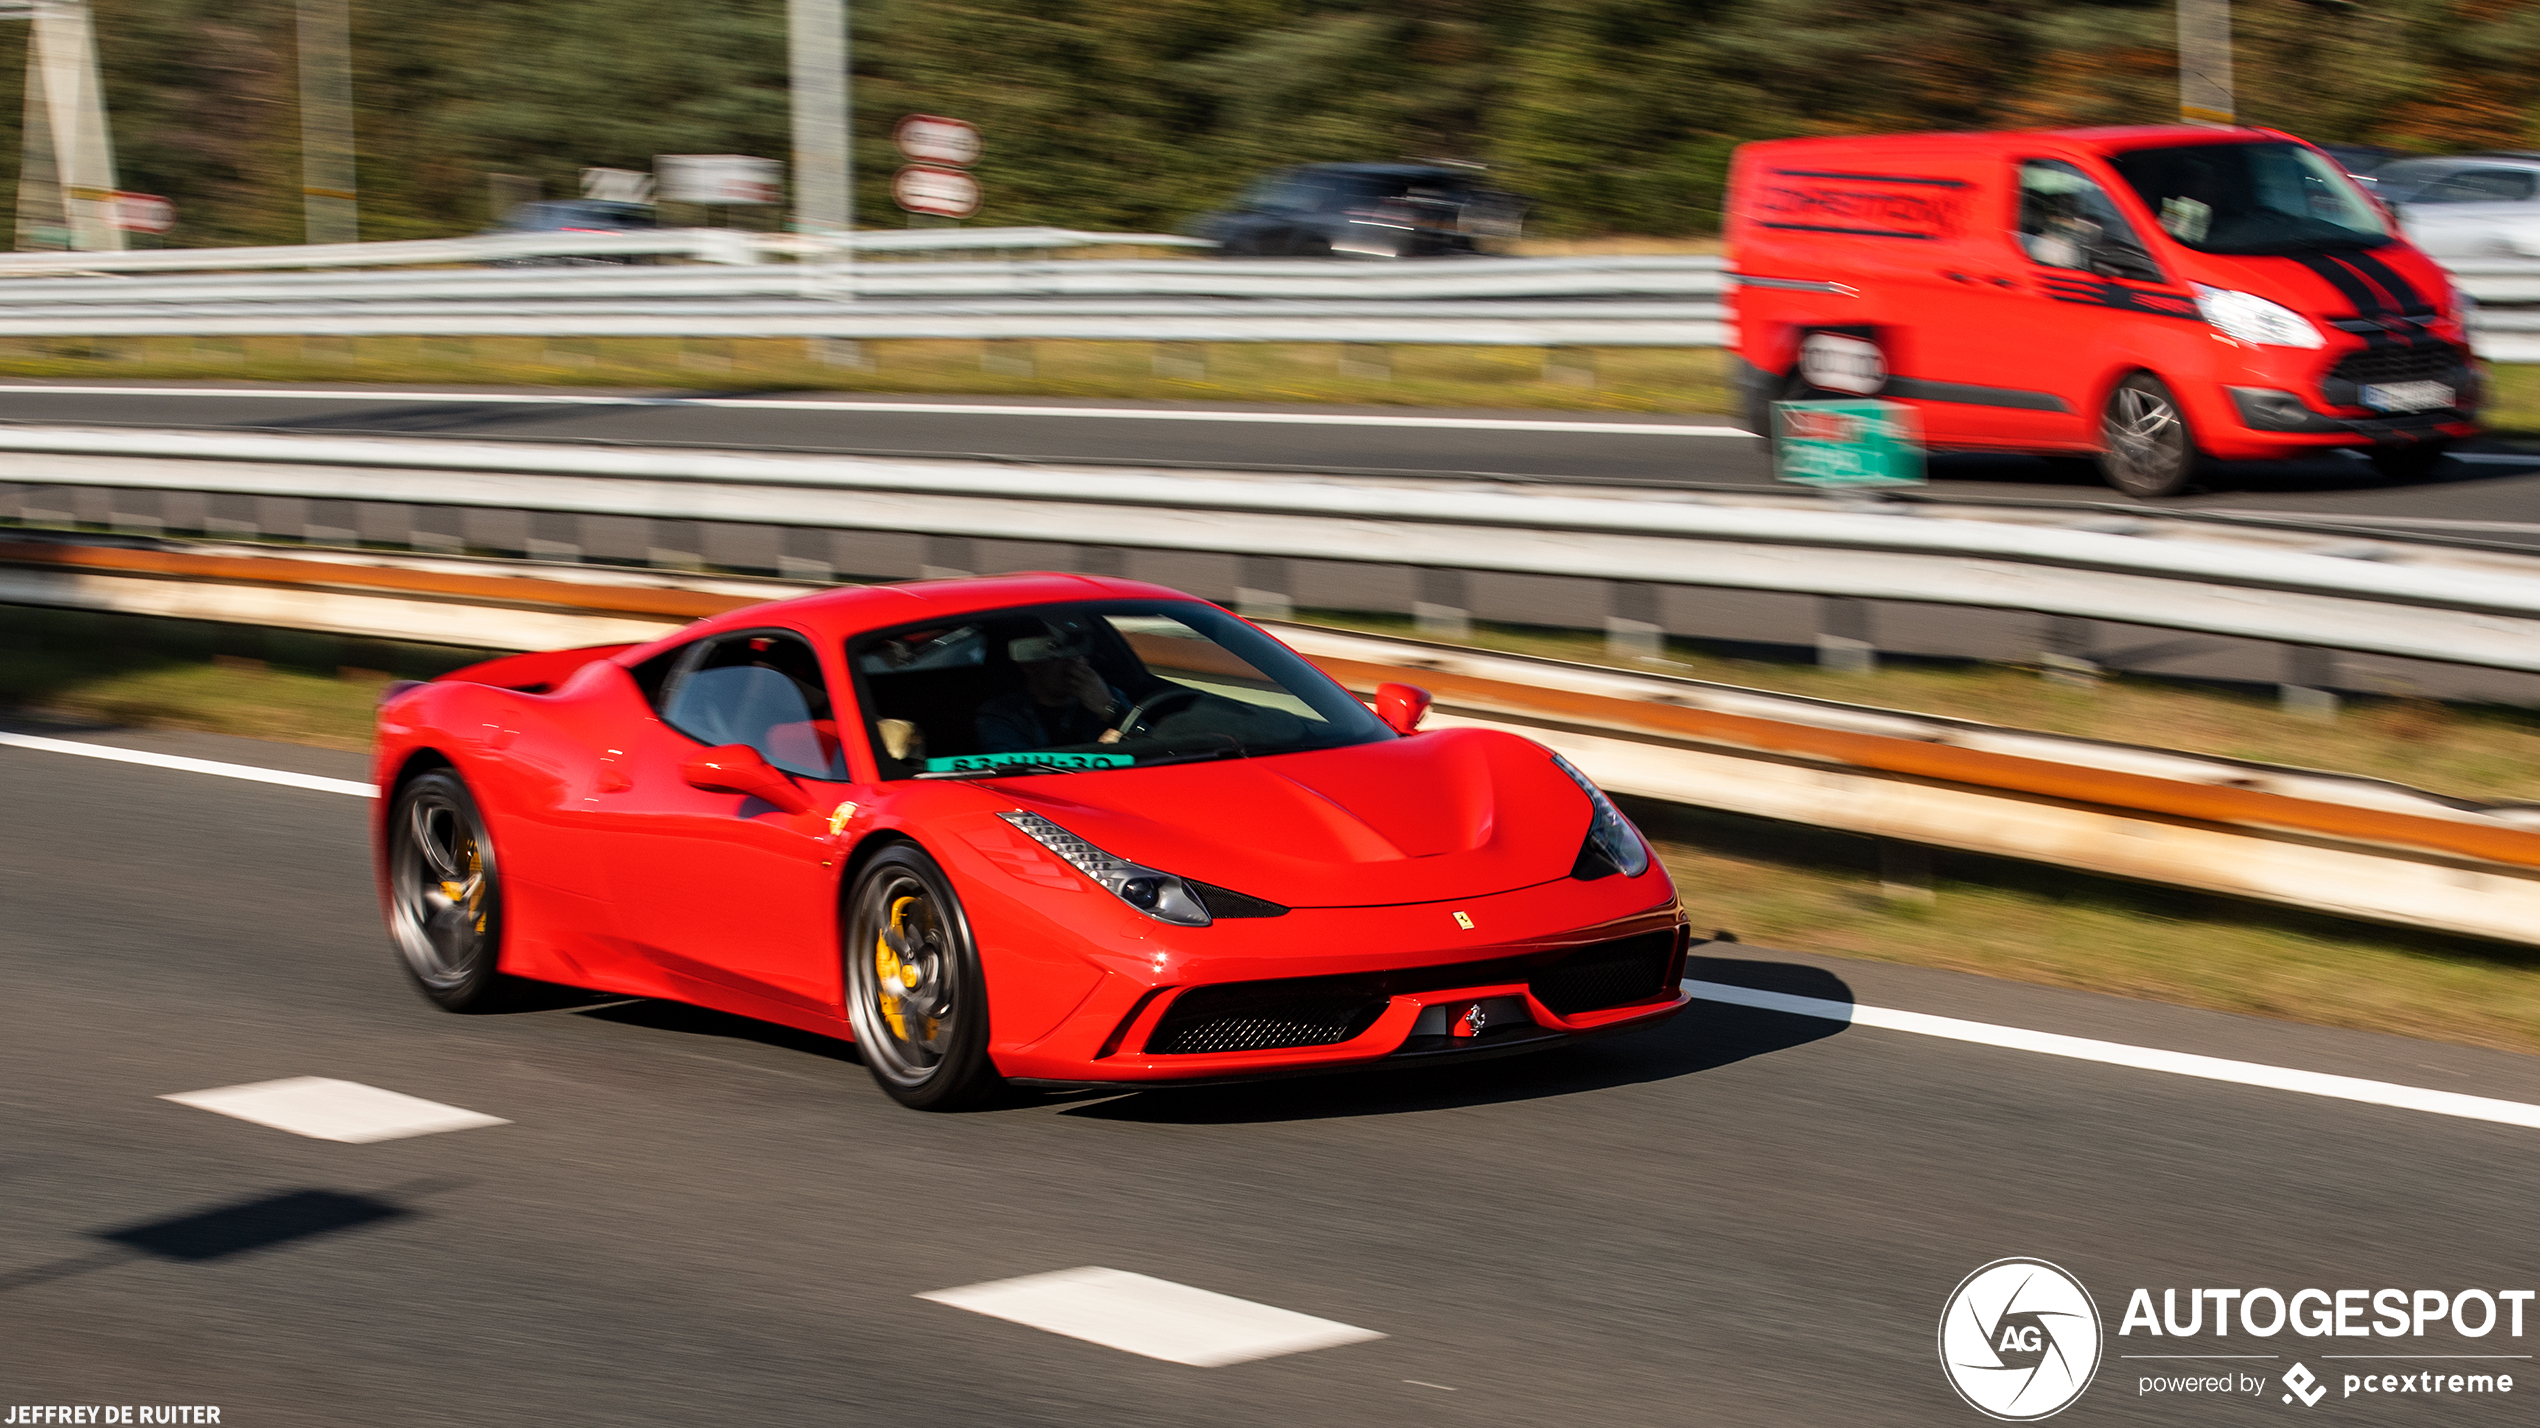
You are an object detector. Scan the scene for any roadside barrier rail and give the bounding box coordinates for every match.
[0,227,1209,276]
[10,534,2539,949]
[3,424,2539,674]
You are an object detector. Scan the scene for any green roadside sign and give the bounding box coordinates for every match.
[1772,398,1926,488]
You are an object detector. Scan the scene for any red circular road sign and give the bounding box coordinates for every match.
[893,165,981,219]
[112,192,175,234]
[895,114,980,168]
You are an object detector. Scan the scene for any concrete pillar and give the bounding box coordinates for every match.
[1817,596,1875,674]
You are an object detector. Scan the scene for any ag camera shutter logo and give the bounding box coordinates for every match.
[1939,1258,2103,1420]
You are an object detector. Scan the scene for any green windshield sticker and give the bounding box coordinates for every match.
[922,751,1135,773]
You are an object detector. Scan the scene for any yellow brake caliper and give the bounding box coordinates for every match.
[440,840,487,934]
[874,896,941,1044]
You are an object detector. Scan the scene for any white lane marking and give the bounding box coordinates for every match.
[918,1267,1383,1367]
[162,1076,508,1143]
[0,730,377,797]
[0,383,1756,438]
[1685,979,2540,1131]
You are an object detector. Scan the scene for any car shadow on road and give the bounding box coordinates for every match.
[1050,952,1854,1125]
[571,997,865,1067]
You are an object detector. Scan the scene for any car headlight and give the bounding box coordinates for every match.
[1550,753,1650,879]
[2192,284,2325,348]
[999,810,1212,926]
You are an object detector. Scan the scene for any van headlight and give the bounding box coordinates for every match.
[2192,284,2325,348]
[999,811,1212,926]
[1550,753,1650,879]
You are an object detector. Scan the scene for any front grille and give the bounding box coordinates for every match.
[1142,927,1684,1054]
[1146,981,1388,1055]
[1528,931,1679,1015]
[2326,343,2464,389]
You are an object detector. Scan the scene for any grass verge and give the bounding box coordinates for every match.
[1635,798,2540,1057]
[1298,611,2540,806]
[0,335,1737,417]
[7,601,2536,1055]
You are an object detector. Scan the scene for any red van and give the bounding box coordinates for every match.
[1725,127,2479,496]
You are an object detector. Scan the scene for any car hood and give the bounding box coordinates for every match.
[1003,728,1592,908]
[2200,244,2454,322]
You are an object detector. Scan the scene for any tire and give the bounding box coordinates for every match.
[2369,439,2451,483]
[2098,372,2202,498]
[385,770,518,1011]
[843,844,1003,1111]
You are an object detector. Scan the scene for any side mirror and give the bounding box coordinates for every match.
[1375,682,1432,735]
[681,744,814,815]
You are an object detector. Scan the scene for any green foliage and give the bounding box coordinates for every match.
[34,0,2540,245]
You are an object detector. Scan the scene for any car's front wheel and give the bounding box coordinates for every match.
[844,844,1002,1111]
[2099,372,2202,498]
[386,769,517,1011]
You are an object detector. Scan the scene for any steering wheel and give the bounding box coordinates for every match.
[1112,687,1206,739]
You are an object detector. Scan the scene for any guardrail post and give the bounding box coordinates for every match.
[1879,841,1935,904]
[2040,614,2099,687]
[1236,555,1293,619]
[982,342,1036,377]
[526,511,580,562]
[1414,567,1470,639]
[412,505,462,554]
[1817,596,1875,674]
[2282,645,2340,719]
[780,527,832,581]
[1544,347,1594,388]
[1072,545,1126,577]
[1606,580,1663,660]
[647,519,704,570]
[921,535,975,579]
[811,337,873,370]
[1153,343,1206,381]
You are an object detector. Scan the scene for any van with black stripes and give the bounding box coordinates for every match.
[1727,126,2478,496]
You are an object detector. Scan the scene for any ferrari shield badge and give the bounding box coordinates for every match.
[1453,911,1474,930]
[827,801,859,837]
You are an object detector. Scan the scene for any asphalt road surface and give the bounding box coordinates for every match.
[8,381,2540,536]
[5,725,2539,1427]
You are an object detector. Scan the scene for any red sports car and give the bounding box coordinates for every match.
[374,574,1691,1110]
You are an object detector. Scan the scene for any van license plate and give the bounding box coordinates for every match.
[2361,380,2453,412]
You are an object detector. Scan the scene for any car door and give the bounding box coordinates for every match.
[1930,158,2173,446]
[584,627,866,1014]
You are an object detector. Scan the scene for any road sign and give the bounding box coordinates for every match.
[580,167,655,205]
[111,192,173,234]
[1772,399,1925,487]
[895,114,980,168]
[894,165,981,219]
[655,155,782,206]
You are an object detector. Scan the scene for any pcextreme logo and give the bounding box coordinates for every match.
[1939,1258,2104,1420]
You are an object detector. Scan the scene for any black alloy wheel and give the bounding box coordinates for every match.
[386,770,516,1011]
[2099,372,2202,498]
[2368,439,2451,483]
[844,844,1002,1111]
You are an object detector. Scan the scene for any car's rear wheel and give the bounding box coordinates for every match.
[386,770,517,1011]
[844,844,1002,1111]
[2099,372,2202,498]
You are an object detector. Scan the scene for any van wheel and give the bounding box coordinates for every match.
[2099,373,2201,499]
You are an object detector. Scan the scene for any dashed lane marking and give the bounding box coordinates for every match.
[0,383,1756,437]
[918,1267,1383,1367]
[162,1077,507,1143]
[0,730,376,797]
[1685,979,2540,1131]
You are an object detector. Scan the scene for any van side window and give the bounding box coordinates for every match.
[2018,160,2162,281]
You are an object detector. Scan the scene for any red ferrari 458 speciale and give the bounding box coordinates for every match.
[374,573,1691,1109]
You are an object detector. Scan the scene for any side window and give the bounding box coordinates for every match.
[2018,160,2162,280]
[2418,168,2537,203]
[657,630,847,779]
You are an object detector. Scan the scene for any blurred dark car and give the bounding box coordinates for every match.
[485,200,659,266]
[1186,164,1525,259]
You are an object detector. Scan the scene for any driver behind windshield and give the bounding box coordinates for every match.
[976,631,1129,753]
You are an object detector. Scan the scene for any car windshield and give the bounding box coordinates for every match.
[849,600,1392,778]
[2107,141,2390,255]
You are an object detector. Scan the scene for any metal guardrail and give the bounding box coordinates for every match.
[4,424,2540,676]
[0,226,1209,276]
[13,532,2540,949]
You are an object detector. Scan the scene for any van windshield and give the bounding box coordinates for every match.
[2107,141,2391,255]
